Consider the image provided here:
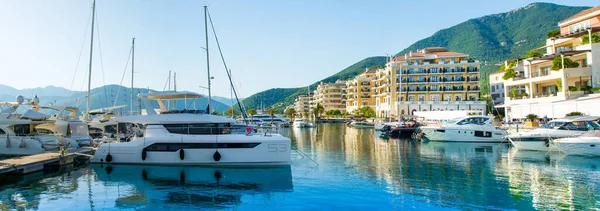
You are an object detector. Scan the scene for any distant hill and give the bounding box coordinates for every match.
[211,96,244,107]
[239,56,387,112]
[0,84,231,114]
[396,3,589,93]
[239,3,589,112]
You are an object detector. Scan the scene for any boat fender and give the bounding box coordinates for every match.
[213,151,221,162]
[180,170,185,184]
[141,149,147,161]
[179,149,185,160]
[105,166,113,175]
[214,170,222,182]
[106,153,113,163]
[19,138,26,148]
[141,169,148,180]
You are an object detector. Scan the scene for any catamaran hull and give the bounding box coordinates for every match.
[91,134,291,166]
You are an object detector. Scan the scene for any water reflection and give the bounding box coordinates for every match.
[1,123,599,210]
[91,165,293,209]
[500,150,600,210]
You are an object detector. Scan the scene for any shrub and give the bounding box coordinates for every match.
[568,86,578,91]
[502,68,517,80]
[551,57,579,70]
[566,111,585,116]
[525,51,543,58]
[556,80,562,91]
[547,29,560,38]
[525,114,539,122]
[581,32,600,44]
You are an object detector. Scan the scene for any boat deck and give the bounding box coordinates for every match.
[0,147,94,175]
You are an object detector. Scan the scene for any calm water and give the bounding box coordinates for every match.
[1,123,600,210]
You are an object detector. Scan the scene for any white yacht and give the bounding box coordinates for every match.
[507,116,600,151]
[90,92,291,166]
[33,105,93,146]
[418,116,507,142]
[0,96,79,156]
[293,118,307,128]
[553,131,600,156]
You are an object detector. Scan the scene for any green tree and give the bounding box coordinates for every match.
[224,107,237,117]
[332,109,342,117]
[525,114,539,122]
[267,107,276,123]
[502,68,517,80]
[211,110,218,115]
[581,32,600,44]
[566,111,585,116]
[556,80,563,91]
[551,57,579,70]
[248,108,257,121]
[547,29,560,38]
[509,87,519,98]
[525,51,543,58]
[302,112,309,119]
[312,103,324,120]
[354,106,375,118]
[285,108,296,121]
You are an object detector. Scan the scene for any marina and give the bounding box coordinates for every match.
[1,124,599,210]
[1,0,600,210]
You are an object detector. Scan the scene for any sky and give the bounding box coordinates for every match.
[0,0,597,98]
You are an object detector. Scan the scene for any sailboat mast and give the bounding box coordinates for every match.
[86,0,96,118]
[204,5,212,113]
[130,37,135,116]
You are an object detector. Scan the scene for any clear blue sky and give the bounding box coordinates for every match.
[0,0,597,98]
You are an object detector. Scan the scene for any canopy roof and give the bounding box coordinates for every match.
[138,91,201,100]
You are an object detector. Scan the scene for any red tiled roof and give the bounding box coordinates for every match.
[559,5,600,25]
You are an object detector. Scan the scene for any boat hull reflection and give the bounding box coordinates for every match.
[91,164,293,208]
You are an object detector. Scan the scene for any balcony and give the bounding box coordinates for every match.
[505,66,592,87]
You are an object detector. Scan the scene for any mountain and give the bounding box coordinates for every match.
[239,56,387,112]
[396,3,589,93]
[0,84,231,114]
[239,3,589,111]
[211,96,244,107]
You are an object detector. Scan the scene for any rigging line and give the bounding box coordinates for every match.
[113,46,134,107]
[206,9,248,123]
[94,8,109,109]
[163,74,169,91]
[68,0,94,93]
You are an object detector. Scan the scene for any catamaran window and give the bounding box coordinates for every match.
[163,123,232,135]
[0,129,5,135]
[457,117,487,125]
[144,142,261,152]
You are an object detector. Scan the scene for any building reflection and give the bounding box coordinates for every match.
[495,149,600,210]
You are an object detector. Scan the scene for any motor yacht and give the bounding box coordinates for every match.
[293,118,307,128]
[0,96,79,156]
[552,130,600,156]
[90,92,291,166]
[507,116,600,151]
[349,121,375,129]
[418,116,507,142]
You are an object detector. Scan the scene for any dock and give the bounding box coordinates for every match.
[0,148,94,175]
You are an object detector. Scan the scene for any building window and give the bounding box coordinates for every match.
[454,95,462,101]
[431,95,439,101]
[408,96,415,101]
[418,95,425,101]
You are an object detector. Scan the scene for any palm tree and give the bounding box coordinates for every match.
[267,107,276,124]
[248,108,257,122]
[285,108,296,122]
[312,103,324,120]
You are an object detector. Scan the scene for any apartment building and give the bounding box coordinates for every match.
[502,5,600,119]
[346,68,377,113]
[294,93,313,117]
[378,47,486,118]
[311,80,347,112]
[489,60,527,105]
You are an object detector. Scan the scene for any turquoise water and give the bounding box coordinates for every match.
[1,123,600,210]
